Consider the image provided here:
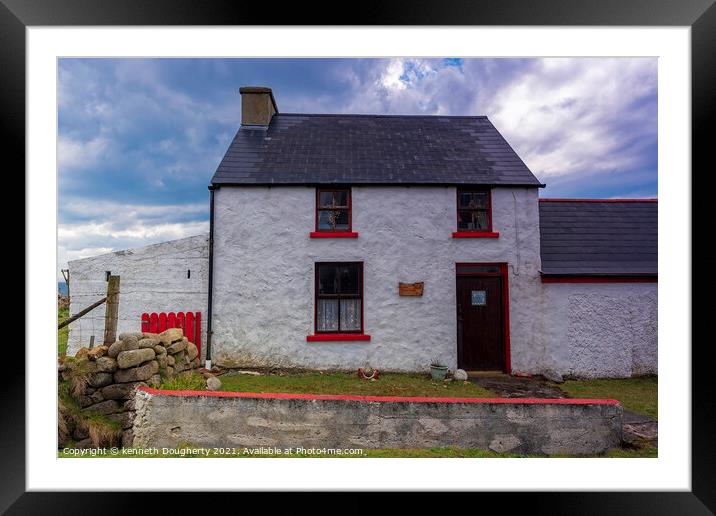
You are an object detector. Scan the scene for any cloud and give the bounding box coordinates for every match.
[58,134,110,171]
[317,58,657,183]
[57,58,657,282]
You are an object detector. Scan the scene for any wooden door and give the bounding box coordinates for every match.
[456,275,504,370]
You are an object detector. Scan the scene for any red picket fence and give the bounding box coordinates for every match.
[141,311,201,358]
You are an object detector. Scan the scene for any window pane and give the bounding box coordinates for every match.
[333,190,348,208]
[458,210,489,230]
[317,299,339,331]
[318,190,348,208]
[337,264,360,295]
[318,191,334,208]
[340,299,361,331]
[317,265,338,295]
[458,191,487,209]
[317,210,349,230]
[318,263,360,295]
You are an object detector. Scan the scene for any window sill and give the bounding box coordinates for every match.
[307,334,371,342]
[452,231,500,238]
[310,232,359,238]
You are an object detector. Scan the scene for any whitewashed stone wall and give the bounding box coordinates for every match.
[67,235,209,357]
[211,186,543,372]
[531,283,658,378]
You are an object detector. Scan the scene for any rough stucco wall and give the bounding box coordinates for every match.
[531,283,658,378]
[132,389,623,455]
[67,235,209,357]
[211,186,543,372]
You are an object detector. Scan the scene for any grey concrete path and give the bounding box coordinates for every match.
[467,373,568,399]
[467,372,658,449]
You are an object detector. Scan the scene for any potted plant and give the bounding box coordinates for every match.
[430,357,449,381]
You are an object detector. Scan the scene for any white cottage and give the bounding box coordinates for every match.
[67,87,657,378]
[203,87,657,377]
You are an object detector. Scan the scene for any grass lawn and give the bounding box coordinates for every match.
[215,371,496,398]
[58,305,69,357]
[559,376,658,420]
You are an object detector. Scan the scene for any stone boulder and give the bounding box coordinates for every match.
[137,338,157,349]
[206,376,222,391]
[159,328,184,345]
[148,374,162,388]
[119,332,144,341]
[453,369,468,381]
[167,339,187,354]
[95,356,118,373]
[114,360,159,383]
[84,399,123,415]
[88,372,114,388]
[117,348,156,369]
[186,342,198,361]
[100,381,146,400]
[107,337,139,358]
[543,369,564,384]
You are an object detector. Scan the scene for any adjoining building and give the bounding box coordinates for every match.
[67,235,209,357]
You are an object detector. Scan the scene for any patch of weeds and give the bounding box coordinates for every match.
[58,305,69,356]
[58,380,122,448]
[159,372,206,391]
[83,412,122,447]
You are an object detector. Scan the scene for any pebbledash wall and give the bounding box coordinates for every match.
[67,235,209,357]
[537,282,657,377]
[211,185,543,372]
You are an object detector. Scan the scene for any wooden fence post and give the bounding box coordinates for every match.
[103,275,120,344]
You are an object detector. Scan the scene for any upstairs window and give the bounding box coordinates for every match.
[316,188,351,232]
[315,262,363,334]
[457,189,492,231]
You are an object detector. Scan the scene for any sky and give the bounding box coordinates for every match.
[58,57,657,280]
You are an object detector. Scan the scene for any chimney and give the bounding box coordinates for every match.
[239,86,278,127]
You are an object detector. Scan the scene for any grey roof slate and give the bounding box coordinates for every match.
[211,114,543,186]
[538,200,658,276]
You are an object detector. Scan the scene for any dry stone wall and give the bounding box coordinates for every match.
[59,328,201,449]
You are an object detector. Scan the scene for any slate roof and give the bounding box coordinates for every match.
[211,114,543,186]
[539,199,658,277]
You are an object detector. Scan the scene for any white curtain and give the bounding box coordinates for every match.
[317,299,339,331]
[340,299,361,331]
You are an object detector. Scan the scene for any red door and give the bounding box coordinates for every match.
[456,275,504,371]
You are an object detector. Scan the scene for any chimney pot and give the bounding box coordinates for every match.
[239,86,278,127]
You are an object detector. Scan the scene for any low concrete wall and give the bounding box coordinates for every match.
[132,388,623,455]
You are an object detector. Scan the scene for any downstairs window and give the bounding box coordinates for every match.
[315,262,363,334]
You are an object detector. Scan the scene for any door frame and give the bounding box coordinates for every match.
[455,262,511,373]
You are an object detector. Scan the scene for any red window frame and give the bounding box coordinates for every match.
[313,262,365,336]
[453,188,499,238]
[456,188,492,232]
[315,187,352,233]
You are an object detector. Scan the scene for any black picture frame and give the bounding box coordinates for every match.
[6,0,713,510]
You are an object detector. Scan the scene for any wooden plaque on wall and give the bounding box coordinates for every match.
[399,282,424,296]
